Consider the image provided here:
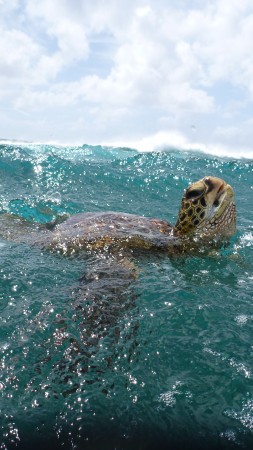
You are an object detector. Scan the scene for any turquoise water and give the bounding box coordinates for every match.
[0,142,253,449]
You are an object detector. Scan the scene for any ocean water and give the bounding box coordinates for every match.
[0,142,253,450]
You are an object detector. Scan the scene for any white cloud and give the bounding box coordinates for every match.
[1,0,253,155]
[26,0,89,62]
[0,29,40,80]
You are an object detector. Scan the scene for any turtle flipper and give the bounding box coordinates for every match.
[44,214,69,231]
[0,213,40,243]
[68,252,138,355]
[33,252,139,395]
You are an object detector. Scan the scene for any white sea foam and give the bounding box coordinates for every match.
[105,131,253,159]
[1,132,253,159]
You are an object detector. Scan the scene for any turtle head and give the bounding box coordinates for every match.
[174,176,236,238]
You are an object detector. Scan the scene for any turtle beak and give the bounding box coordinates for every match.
[203,176,234,209]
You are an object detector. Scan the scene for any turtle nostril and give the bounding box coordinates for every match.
[204,177,215,193]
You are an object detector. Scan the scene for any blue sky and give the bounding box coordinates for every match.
[1,0,253,157]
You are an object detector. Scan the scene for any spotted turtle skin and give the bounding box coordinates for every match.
[0,176,236,254]
[44,176,236,254]
[174,176,236,238]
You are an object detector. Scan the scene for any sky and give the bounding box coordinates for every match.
[1,0,253,156]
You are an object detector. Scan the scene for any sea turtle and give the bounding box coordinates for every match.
[0,176,237,394]
[0,175,236,255]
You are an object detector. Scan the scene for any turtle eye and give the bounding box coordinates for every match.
[213,198,219,207]
[185,189,204,200]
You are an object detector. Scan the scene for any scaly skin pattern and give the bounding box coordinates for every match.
[0,176,236,254]
[47,176,236,254]
[174,176,236,239]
